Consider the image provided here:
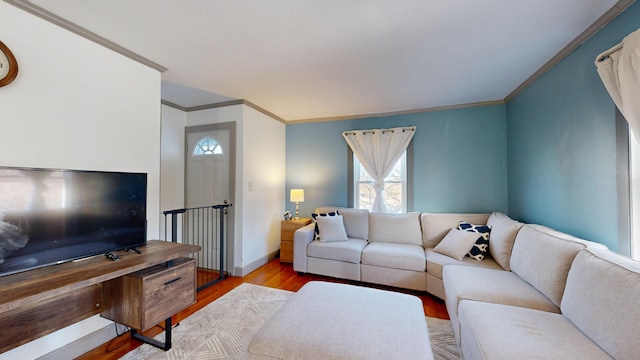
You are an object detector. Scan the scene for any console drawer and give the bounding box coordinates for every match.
[101,257,196,331]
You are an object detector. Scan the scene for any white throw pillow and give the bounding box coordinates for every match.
[316,215,349,242]
[433,228,481,261]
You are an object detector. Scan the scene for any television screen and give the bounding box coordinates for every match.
[0,167,147,277]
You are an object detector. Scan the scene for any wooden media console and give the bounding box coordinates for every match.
[0,240,200,354]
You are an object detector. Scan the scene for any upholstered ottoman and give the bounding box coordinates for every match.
[248,281,433,359]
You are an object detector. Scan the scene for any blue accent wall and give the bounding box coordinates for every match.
[506,2,640,252]
[285,2,639,253]
[286,104,508,217]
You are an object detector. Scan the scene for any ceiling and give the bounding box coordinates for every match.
[13,0,629,121]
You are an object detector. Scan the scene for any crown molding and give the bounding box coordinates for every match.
[4,0,167,72]
[160,100,188,112]
[161,99,287,123]
[287,100,505,124]
[185,99,245,112]
[242,100,287,123]
[163,99,503,124]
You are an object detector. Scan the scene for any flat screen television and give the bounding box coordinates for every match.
[0,166,147,277]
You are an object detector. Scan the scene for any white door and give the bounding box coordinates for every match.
[186,130,230,207]
[185,127,232,273]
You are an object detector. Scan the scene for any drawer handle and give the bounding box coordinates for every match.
[164,277,182,286]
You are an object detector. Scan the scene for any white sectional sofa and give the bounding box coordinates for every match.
[293,207,523,295]
[454,247,640,360]
[293,206,640,359]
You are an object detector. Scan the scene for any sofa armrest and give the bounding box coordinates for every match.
[293,223,315,273]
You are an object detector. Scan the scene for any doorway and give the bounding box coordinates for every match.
[185,122,236,275]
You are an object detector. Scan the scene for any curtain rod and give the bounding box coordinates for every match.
[343,127,416,136]
[597,44,623,62]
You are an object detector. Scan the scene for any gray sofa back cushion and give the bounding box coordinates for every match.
[315,207,369,240]
[486,212,523,271]
[369,212,422,245]
[561,249,640,360]
[510,225,593,307]
[420,213,490,248]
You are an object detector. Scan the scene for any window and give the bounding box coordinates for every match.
[193,137,223,156]
[353,152,407,213]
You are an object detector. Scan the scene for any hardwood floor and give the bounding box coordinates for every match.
[77,259,448,359]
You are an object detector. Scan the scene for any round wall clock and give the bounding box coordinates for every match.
[0,40,18,87]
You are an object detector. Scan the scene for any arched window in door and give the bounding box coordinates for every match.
[193,136,223,156]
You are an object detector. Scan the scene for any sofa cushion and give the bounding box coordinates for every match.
[510,225,591,307]
[307,239,367,264]
[561,248,640,360]
[315,207,369,240]
[457,222,491,261]
[315,215,348,242]
[420,213,490,248]
[526,224,609,251]
[425,248,503,280]
[444,266,560,315]
[443,265,560,344]
[485,212,523,271]
[362,242,426,272]
[458,300,612,360]
[433,229,480,261]
[369,212,422,245]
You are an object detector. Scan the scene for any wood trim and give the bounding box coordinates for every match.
[185,99,244,112]
[4,0,167,72]
[406,141,414,212]
[616,108,632,257]
[163,99,287,123]
[242,99,287,123]
[288,100,505,124]
[161,99,188,112]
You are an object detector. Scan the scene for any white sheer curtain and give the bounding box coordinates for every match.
[342,126,416,212]
[595,28,640,140]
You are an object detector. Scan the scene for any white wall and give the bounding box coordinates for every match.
[185,104,285,275]
[160,104,187,228]
[0,3,162,359]
[241,106,286,272]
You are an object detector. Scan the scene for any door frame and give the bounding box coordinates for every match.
[185,121,237,274]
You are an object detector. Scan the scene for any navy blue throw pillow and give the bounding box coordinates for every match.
[457,222,491,261]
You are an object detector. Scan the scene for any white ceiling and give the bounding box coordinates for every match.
[20,0,624,120]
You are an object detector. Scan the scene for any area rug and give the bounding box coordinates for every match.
[120,283,460,360]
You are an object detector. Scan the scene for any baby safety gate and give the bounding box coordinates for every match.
[163,203,231,290]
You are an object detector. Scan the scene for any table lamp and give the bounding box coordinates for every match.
[290,189,305,220]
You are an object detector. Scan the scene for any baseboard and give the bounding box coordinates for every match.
[37,324,116,360]
[235,250,278,277]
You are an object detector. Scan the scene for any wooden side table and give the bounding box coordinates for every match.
[280,218,312,263]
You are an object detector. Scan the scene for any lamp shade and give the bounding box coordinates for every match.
[290,189,305,203]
